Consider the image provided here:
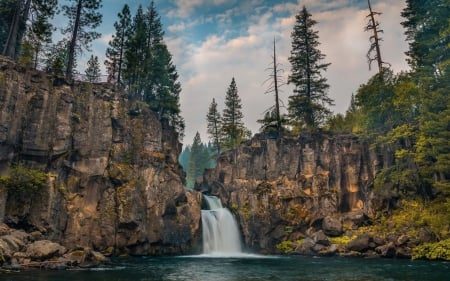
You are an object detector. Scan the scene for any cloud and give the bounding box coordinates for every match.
[169,0,409,143]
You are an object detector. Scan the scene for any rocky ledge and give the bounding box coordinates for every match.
[0,224,108,270]
[196,132,441,258]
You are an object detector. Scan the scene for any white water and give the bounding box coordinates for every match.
[201,195,242,256]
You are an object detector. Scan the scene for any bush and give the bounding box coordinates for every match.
[276,240,304,254]
[412,239,450,261]
[0,163,47,193]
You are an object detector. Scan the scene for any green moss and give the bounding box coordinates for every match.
[276,240,296,254]
[329,235,356,245]
[276,240,304,254]
[412,239,450,261]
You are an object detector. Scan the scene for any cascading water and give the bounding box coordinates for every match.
[201,195,242,256]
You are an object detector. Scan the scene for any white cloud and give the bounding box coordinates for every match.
[171,0,409,143]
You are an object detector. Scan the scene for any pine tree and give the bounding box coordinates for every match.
[186,132,209,188]
[45,39,71,76]
[85,54,100,82]
[206,98,222,155]
[401,0,450,194]
[123,5,146,98]
[121,2,184,138]
[222,77,247,151]
[1,0,57,60]
[62,0,102,81]
[287,6,334,129]
[105,4,131,86]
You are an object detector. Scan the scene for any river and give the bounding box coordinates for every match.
[2,255,449,281]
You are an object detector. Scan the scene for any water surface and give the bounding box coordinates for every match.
[2,255,449,281]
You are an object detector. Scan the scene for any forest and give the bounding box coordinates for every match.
[1,0,449,252]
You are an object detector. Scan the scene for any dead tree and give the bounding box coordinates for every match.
[261,38,286,132]
[365,0,389,72]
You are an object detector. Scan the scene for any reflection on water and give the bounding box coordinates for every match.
[2,255,450,281]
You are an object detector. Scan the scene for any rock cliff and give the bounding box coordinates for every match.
[0,57,201,263]
[197,132,391,253]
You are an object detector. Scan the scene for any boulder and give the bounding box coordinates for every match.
[294,237,315,254]
[311,230,330,246]
[25,240,67,261]
[396,234,409,246]
[322,216,343,237]
[346,234,370,252]
[396,247,412,259]
[375,242,396,257]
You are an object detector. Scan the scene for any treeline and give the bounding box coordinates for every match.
[0,0,184,137]
[179,133,216,189]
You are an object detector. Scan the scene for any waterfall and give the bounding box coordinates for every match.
[201,195,242,256]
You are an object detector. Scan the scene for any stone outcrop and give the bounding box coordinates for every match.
[0,57,201,267]
[197,132,390,253]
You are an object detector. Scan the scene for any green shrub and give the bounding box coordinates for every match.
[0,163,47,193]
[412,239,450,261]
[329,235,355,245]
[276,240,296,254]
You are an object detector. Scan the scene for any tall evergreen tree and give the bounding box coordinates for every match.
[222,77,247,152]
[105,4,131,86]
[287,6,334,129]
[122,2,184,138]
[62,0,102,81]
[123,5,146,98]
[85,54,100,82]
[1,0,57,60]
[206,98,222,155]
[401,0,450,194]
[45,39,71,76]
[185,132,211,188]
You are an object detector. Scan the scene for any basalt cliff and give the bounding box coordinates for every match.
[196,132,432,257]
[0,57,201,268]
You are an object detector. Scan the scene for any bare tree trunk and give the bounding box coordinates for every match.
[66,0,83,81]
[273,38,281,132]
[366,0,387,73]
[2,0,22,59]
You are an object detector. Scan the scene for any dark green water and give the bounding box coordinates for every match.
[2,255,449,281]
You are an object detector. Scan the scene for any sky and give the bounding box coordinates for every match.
[66,0,410,145]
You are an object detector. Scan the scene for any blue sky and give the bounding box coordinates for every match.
[62,0,409,144]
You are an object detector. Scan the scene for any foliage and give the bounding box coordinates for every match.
[206,98,222,155]
[85,54,101,82]
[121,2,184,138]
[275,240,296,254]
[45,39,71,76]
[1,0,57,60]
[105,4,131,86]
[400,0,450,194]
[182,133,216,188]
[257,110,288,134]
[328,235,355,245]
[360,199,450,240]
[222,77,249,150]
[412,239,450,261]
[0,163,47,194]
[287,6,334,129]
[62,0,103,80]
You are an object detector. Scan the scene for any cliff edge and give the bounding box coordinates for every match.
[0,57,201,267]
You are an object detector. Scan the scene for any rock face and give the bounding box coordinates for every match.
[0,57,201,260]
[197,132,389,253]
